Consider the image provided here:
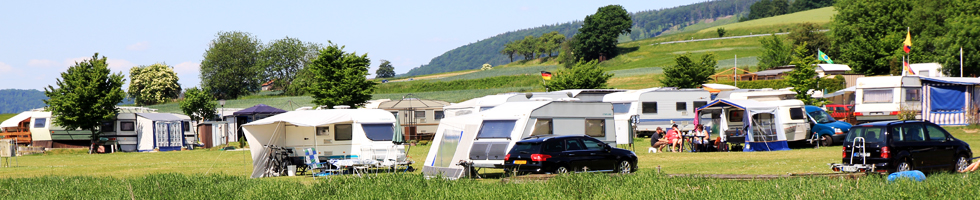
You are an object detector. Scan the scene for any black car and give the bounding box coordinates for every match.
[831,120,972,173]
[503,135,637,174]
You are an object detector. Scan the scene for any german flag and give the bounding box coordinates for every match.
[541,71,552,80]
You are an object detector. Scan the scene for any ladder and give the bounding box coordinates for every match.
[849,137,866,166]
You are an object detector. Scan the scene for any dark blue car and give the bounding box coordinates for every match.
[805,105,852,146]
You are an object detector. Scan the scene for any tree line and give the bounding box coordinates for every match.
[741,0,834,21]
[499,32,566,62]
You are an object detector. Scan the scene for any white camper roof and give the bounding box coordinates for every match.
[701,83,740,90]
[478,101,551,119]
[856,76,921,88]
[602,88,660,103]
[243,109,395,127]
[815,64,852,72]
[0,112,33,128]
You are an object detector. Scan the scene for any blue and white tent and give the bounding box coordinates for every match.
[919,77,980,125]
[696,99,790,152]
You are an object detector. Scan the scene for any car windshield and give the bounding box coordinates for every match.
[845,127,886,144]
[510,142,539,153]
[807,109,836,123]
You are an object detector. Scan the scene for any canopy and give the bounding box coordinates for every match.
[378,98,450,109]
[233,104,287,116]
[696,99,789,152]
[0,112,32,128]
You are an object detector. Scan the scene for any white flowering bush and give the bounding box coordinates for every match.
[129,63,181,106]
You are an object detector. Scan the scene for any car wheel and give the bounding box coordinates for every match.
[820,135,833,147]
[896,160,913,172]
[617,160,633,174]
[554,166,569,174]
[955,155,970,173]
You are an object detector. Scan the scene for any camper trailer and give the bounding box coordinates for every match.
[602,88,711,137]
[854,76,922,122]
[713,89,811,142]
[442,92,576,118]
[696,99,792,152]
[242,109,409,178]
[423,101,617,179]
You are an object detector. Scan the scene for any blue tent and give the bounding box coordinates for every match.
[233,104,287,116]
[696,99,790,152]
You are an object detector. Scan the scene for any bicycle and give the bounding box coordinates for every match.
[264,145,293,176]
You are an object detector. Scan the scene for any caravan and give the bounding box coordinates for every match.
[713,89,811,143]
[602,88,711,137]
[854,76,922,123]
[242,109,409,178]
[423,101,616,179]
[442,92,575,118]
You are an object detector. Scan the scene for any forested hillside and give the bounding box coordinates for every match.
[405,0,759,76]
[0,89,47,114]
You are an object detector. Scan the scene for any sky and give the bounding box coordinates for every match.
[0,0,703,91]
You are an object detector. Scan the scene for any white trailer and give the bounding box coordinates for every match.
[602,88,711,136]
[854,76,922,122]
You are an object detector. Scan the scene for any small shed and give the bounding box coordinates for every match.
[198,121,232,148]
[919,77,980,125]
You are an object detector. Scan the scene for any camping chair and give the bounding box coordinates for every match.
[303,148,331,179]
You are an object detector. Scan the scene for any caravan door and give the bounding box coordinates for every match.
[155,122,183,151]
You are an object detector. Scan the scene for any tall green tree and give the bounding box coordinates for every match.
[939,0,980,76]
[200,31,263,99]
[785,43,823,105]
[375,60,396,78]
[790,0,834,12]
[660,54,717,88]
[787,22,830,57]
[43,53,125,153]
[543,59,613,91]
[500,42,517,62]
[758,34,792,70]
[128,63,181,106]
[830,0,911,75]
[518,35,538,60]
[258,37,322,96]
[179,87,217,123]
[307,42,377,108]
[573,5,632,61]
[557,37,578,68]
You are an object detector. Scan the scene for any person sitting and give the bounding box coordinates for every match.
[665,124,681,152]
[692,124,709,152]
[650,127,670,153]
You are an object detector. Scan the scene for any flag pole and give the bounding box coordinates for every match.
[961,47,964,77]
[734,54,737,88]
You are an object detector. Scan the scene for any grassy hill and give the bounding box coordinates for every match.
[147,7,836,113]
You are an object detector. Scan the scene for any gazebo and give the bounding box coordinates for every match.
[232,104,287,140]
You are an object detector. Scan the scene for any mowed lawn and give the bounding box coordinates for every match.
[3,127,978,179]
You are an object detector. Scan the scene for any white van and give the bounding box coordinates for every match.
[853,76,921,122]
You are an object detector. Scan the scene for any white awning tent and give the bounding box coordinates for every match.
[242,109,399,178]
[696,99,790,152]
[0,112,32,128]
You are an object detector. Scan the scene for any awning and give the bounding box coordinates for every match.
[919,77,980,85]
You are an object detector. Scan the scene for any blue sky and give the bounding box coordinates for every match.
[0,0,702,90]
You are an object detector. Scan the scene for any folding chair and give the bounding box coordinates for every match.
[303,148,331,179]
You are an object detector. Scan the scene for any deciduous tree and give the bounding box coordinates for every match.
[660,54,717,88]
[758,34,791,70]
[43,53,125,153]
[259,37,322,96]
[375,60,396,78]
[785,43,824,105]
[787,22,830,58]
[179,87,217,123]
[128,63,181,106]
[200,31,263,99]
[544,59,613,91]
[573,5,632,61]
[307,42,377,108]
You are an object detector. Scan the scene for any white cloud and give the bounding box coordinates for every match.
[126,42,149,51]
[0,62,12,73]
[173,61,200,74]
[27,59,59,68]
[106,59,136,72]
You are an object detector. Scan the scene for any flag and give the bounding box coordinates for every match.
[904,57,915,75]
[818,50,833,64]
[903,30,912,53]
[541,71,552,80]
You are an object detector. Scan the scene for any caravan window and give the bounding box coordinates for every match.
[863,89,893,103]
[530,119,553,136]
[728,110,743,122]
[693,101,708,110]
[477,120,516,139]
[120,121,135,131]
[415,111,426,118]
[182,121,190,132]
[789,107,805,120]
[335,124,353,141]
[362,124,394,141]
[905,88,921,101]
[585,119,605,137]
[434,111,445,120]
[101,121,115,132]
[612,103,631,114]
[316,127,329,136]
[642,102,658,114]
[33,118,46,128]
[676,102,687,111]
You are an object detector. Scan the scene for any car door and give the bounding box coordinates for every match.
[924,124,955,169]
[562,138,591,171]
[581,138,615,171]
[892,123,934,169]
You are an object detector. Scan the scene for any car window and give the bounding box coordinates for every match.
[846,127,886,144]
[511,142,538,152]
[895,123,925,142]
[925,124,948,141]
[581,138,605,151]
[542,140,564,153]
[565,139,585,151]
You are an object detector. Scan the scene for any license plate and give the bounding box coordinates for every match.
[869,112,884,115]
[841,166,858,172]
[852,153,870,157]
[514,160,527,165]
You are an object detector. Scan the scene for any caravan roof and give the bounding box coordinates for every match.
[856,76,921,88]
[244,109,395,127]
[0,112,33,128]
[601,88,661,103]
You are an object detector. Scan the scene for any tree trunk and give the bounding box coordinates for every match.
[89,129,99,154]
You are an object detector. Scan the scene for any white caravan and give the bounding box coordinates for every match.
[422,101,616,179]
[853,76,922,122]
[711,89,810,142]
[242,109,408,178]
[443,92,576,118]
[602,88,711,136]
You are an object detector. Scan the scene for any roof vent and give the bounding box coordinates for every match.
[333,105,351,109]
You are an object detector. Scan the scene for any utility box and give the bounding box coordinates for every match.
[0,139,15,157]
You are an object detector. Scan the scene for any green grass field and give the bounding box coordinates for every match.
[1,126,978,198]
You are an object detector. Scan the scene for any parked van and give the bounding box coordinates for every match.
[853,76,921,123]
[804,105,851,146]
